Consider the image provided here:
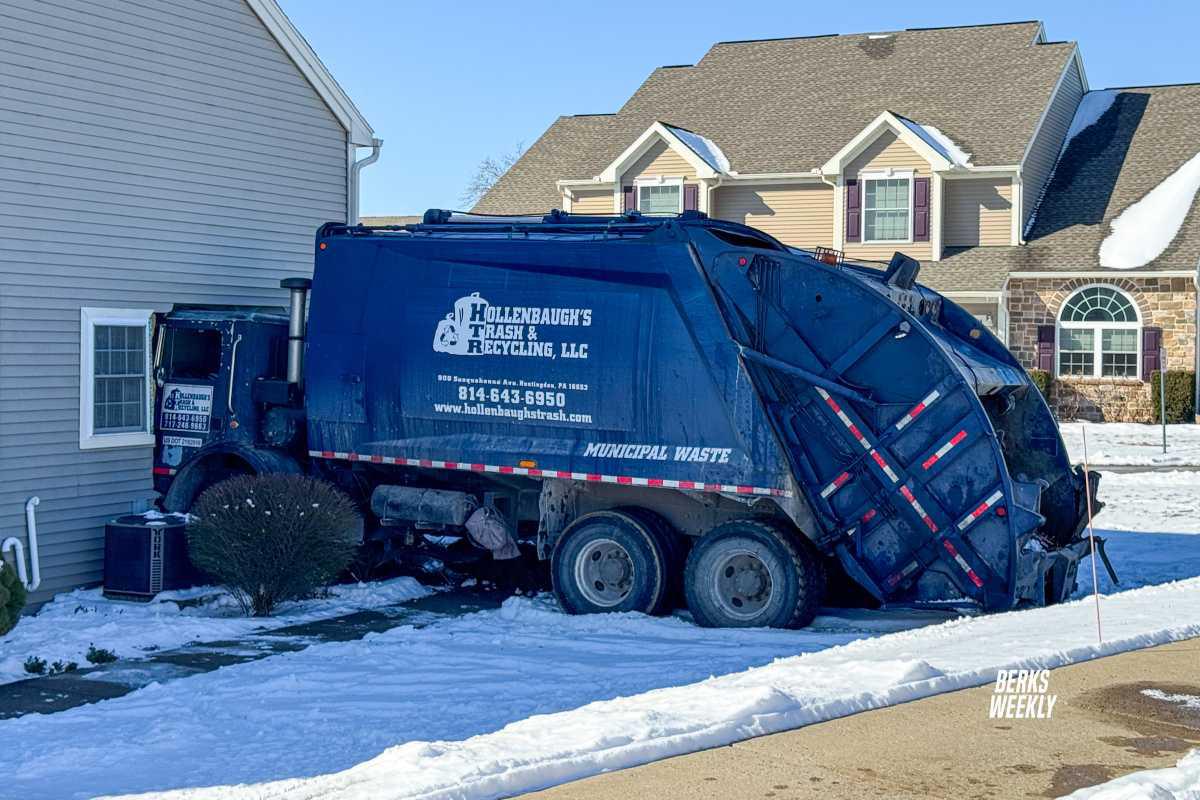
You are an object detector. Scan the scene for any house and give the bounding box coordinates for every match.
[474,21,1198,422]
[0,0,378,605]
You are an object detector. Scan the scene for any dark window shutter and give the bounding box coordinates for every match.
[1141,326,1162,381]
[683,183,699,212]
[1036,324,1056,372]
[913,177,930,242]
[623,185,636,212]
[845,179,861,242]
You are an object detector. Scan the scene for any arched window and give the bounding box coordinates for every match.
[1057,286,1141,379]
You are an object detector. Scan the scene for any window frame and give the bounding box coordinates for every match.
[1055,285,1142,381]
[860,173,914,245]
[79,307,155,450]
[634,176,684,216]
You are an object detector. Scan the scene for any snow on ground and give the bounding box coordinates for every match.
[1089,470,1200,536]
[1061,423,1200,467]
[0,503,1189,800]
[78,578,1200,800]
[1066,749,1200,799]
[1099,149,1200,269]
[0,577,431,686]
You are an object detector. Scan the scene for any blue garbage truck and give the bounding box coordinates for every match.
[151,210,1101,628]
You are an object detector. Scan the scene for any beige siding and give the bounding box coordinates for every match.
[943,178,1013,247]
[713,183,833,248]
[1022,56,1085,230]
[622,140,695,182]
[569,188,616,215]
[843,131,933,262]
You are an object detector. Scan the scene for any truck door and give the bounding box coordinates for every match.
[153,322,225,476]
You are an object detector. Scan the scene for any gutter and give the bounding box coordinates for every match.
[348,138,383,224]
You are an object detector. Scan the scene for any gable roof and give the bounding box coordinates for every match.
[928,83,1200,289]
[246,0,375,145]
[476,22,1074,213]
[593,121,731,183]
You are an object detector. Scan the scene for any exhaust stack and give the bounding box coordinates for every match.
[281,277,312,385]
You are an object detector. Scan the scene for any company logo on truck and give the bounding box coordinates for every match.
[433,292,592,359]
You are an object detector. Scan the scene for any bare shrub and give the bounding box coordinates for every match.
[187,474,361,616]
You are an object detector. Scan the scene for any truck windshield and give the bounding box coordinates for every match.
[163,328,221,379]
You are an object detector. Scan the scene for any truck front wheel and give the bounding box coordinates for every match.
[684,520,825,629]
[551,511,670,616]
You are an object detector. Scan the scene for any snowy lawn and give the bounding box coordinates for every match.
[1066,749,1200,799]
[1061,423,1200,467]
[0,577,431,686]
[0,508,1191,800]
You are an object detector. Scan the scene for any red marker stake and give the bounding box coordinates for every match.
[1081,426,1102,643]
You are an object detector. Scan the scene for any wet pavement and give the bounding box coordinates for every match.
[0,589,501,720]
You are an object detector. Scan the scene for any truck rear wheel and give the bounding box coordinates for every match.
[684,520,824,629]
[551,510,670,616]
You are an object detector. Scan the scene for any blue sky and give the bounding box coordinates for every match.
[278,1,1197,216]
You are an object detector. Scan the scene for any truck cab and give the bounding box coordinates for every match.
[151,307,296,510]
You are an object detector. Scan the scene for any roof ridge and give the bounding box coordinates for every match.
[904,20,1041,32]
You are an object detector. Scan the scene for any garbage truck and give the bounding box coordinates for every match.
[151,210,1102,628]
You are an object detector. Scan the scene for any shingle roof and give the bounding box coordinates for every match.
[476,21,1073,214]
[927,84,1200,289]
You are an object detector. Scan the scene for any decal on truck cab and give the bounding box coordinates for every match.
[160,384,213,433]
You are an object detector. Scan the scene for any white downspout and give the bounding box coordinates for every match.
[348,138,383,224]
[2,497,42,592]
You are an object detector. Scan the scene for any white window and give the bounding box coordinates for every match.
[862,177,911,243]
[80,307,155,449]
[1056,286,1140,379]
[637,180,682,215]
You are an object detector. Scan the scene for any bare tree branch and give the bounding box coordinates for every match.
[462,142,525,207]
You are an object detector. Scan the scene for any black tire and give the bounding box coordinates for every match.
[551,510,670,616]
[613,506,689,605]
[684,519,825,629]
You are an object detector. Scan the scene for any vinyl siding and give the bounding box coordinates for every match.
[943,178,1014,247]
[843,131,934,262]
[713,183,833,249]
[1021,56,1085,230]
[0,0,348,605]
[622,140,696,182]
[569,188,616,215]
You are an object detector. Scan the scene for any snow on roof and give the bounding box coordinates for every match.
[664,124,732,174]
[1062,90,1118,151]
[896,116,973,167]
[1099,150,1200,269]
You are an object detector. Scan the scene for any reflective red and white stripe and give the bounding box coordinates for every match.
[922,430,968,470]
[942,539,985,588]
[308,450,791,497]
[894,389,941,432]
[956,489,1005,530]
[886,559,921,588]
[869,449,900,484]
[815,387,872,451]
[861,508,878,524]
[899,485,938,532]
[820,471,851,498]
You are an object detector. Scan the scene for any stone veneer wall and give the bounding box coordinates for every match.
[1007,276,1196,422]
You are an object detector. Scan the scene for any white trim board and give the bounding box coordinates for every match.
[245,0,375,146]
[1010,271,1196,279]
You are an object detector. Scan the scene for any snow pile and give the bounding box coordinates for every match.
[1066,749,1200,799]
[1142,689,1200,709]
[897,116,972,167]
[1099,150,1200,268]
[87,578,1200,800]
[665,124,731,173]
[0,577,431,685]
[1061,423,1200,467]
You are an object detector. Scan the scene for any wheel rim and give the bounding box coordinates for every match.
[711,549,775,621]
[574,537,635,608]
